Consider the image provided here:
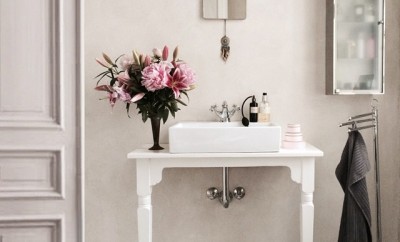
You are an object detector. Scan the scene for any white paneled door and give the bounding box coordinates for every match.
[0,0,83,241]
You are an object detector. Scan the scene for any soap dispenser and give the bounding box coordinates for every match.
[250,96,258,122]
[258,92,270,123]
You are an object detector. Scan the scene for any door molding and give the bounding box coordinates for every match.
[76,0,85,241]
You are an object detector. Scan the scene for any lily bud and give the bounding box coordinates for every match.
[140,54,146,67]
[133,50,141,66]
[188,84,196,91]
[95,85,114,93]
[162,45,169,61]
[102,53,114,65]
[131,92,145,103]
[173,46,179,62]
[96,58,112,69]
[153,48,162,58]
[144,55,151,67]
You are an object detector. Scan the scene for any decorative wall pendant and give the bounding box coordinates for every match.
[221,35,230,62]
[220,20,230,62]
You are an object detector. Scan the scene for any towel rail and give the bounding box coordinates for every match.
[348,112,375,121]
[339,118,375,128]
[348,124,376,132]
[339,99,381,242]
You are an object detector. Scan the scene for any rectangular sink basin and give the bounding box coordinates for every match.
[169,122,281,153]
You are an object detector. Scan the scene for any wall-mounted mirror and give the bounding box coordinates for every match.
[203,0,246,20]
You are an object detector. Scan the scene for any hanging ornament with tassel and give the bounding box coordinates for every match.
[221,20,230,62]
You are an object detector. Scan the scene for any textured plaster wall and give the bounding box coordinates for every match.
[85,0,400,241]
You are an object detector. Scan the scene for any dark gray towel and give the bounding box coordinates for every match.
[335,131,372,242]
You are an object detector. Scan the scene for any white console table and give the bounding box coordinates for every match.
[128,143,323,242]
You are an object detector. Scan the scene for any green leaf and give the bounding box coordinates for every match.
[170,101,179,111]
[162,108,169,124]
[180,91,189,101]
[166,104,175,118]
[126,103,131,118]
[129,85,144,93]
[95,72,111,86]
[176,99,187,106]
[94,70,109,79]
[114,54,124,63]
[141,111,148,123]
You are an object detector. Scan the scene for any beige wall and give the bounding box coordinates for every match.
[85,0,400,241]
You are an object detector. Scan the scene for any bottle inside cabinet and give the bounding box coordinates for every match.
[326,0,384,94]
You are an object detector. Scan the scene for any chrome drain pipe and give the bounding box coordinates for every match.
[206,167,245,208]
[221,167,232,208]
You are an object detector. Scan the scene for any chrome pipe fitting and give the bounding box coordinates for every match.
[233,186,245,200]
[206,167,245,208]
[206,187,219,200]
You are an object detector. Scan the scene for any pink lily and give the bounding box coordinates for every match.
[114,86,131,102]
[119,54,134,71]
[108,92,118,107]
[165,68,190,99]
[117,70,130,85]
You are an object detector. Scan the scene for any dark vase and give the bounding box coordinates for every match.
[149,116,164,150]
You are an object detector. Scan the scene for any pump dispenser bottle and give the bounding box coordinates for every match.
[258,92,270,122]
[250,96,258,122]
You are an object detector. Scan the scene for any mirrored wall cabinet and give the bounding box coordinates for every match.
[326,0,385,95]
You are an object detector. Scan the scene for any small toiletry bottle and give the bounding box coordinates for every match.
[250,96,258,122]
[357,32,365,59]
[258,93,270,123]
[366,35,375,59]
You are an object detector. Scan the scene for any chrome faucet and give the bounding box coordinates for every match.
[210,101,240,122]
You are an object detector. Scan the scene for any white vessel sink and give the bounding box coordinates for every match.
[169,122,281,153]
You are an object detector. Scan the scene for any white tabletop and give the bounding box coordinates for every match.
[127,143,323,159]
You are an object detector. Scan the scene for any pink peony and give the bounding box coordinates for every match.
[141,63,171,92]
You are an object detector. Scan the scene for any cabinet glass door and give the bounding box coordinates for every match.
[333,0,384,94]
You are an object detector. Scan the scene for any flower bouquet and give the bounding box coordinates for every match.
[95,46,196,150]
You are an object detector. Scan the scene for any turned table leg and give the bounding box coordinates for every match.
[300,159,315,242]
[301,191,314,242]
[136,159,153,242]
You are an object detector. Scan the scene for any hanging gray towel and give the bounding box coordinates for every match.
[335,131,372,242]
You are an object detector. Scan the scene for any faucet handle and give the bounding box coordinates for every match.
[210,104,217,112]
[231,104,240,111]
